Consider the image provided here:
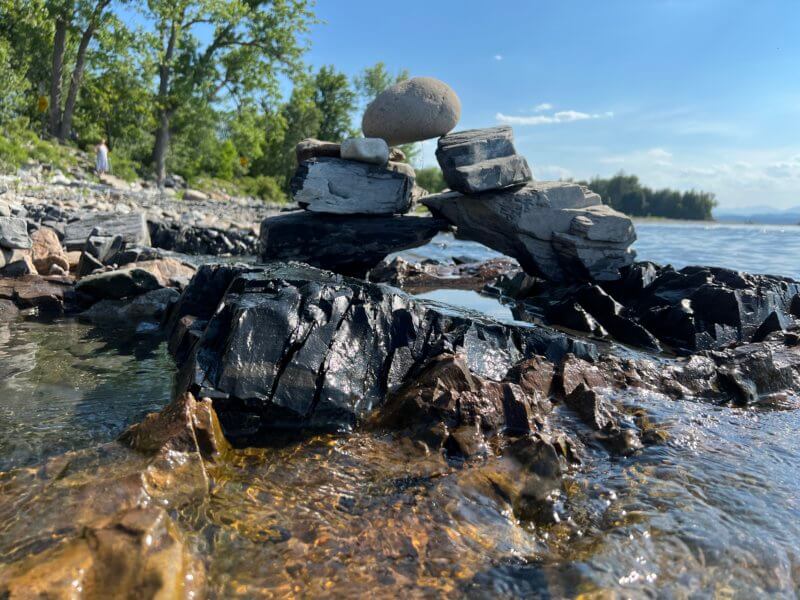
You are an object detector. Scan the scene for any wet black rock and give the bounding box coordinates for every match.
[493,262,800,354]
[259,212,450,278]
[167,263,597,436]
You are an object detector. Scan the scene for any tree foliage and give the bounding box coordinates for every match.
[584,173,717,221]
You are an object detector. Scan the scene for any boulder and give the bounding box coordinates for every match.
[76,267,162,300]
[80,287,180,327]
[291,157,412,215]
[340,137,390,165]
[0,249,37,276]
[183,189,209,202]
[296,138,341,163]
[0,275,72,313]
[362,76,461,145]
[423,181,636,282]
[166,263,596,435]
[259,212,449,278]
[436,126,532,193]
[64,212,150,251]
[30,228,69,274]
[0,216,31,250]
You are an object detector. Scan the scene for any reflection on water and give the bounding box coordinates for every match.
[416,288,518,322]
[0,319,174,471]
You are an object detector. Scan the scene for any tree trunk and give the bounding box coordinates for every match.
[152,19,179,186]
[59,0,110,141]
[153,110,171,185]
[58,23,96,141]
[49,17,68,138]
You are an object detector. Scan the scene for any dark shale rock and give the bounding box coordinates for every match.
[167,263,597,437]
[436,126,532,193]
[495,262,800,354]
[259,212,449,278]
[76,267,162,300]
[291,157,413,215]
[148,221,258,256]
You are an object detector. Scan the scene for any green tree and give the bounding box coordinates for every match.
[415,166,446,193]
[0,39,31,123]
[144,0,315,185]
[314,65,356,142]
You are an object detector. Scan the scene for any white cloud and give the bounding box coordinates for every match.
[496,109,613,126]
[535,165,573,180]
[647,148,672,160]
[534,102,553,112]
[493,54,503,61]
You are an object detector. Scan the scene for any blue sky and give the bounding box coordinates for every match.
[302,0,800,210]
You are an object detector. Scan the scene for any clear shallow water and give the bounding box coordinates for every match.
[0,319,174,471]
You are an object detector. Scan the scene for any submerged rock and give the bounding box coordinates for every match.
[423,182,636,282]
[260,212,449,278]
[291,157,413,215]
[362,76,461,145]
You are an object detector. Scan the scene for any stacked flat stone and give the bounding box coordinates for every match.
[436,126,532,194]
[260,77,464,276]
[423,181,636,282]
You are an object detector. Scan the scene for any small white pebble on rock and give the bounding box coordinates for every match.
[340,138,390,166]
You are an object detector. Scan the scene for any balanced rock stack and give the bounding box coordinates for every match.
[260,76,461,277]
[260,75,637,283]
[424,127,636,281]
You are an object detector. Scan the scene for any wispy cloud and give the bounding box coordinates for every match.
[496,109,613,126]
[535,165,573,180]
[534,102,553,112]
[493,54,503,61]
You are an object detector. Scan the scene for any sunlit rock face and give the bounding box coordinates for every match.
[423,181,636,282]
[167,263,596,435]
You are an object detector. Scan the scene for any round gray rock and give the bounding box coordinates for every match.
[362,77,461,146]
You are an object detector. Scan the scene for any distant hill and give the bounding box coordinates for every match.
[714,206,800,225]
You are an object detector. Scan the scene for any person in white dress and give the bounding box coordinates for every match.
[95,139,110,175]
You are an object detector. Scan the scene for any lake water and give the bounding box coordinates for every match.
[403,221,800,280]
[1,221,800,596]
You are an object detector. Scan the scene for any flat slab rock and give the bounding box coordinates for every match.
[64,212,151,252]
[436,126,532,193]
[166,263,596,435]
[423,181,636,282]
[259,211,449,278]
[291,157,412,215]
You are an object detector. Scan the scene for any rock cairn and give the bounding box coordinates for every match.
[260,76,636,283]
[260,76,464,277]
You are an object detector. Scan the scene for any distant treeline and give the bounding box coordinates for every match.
[582,173,717,221]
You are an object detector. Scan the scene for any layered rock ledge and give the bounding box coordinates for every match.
[423,181,636,282]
